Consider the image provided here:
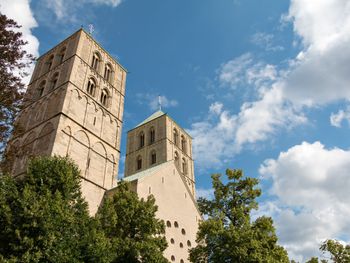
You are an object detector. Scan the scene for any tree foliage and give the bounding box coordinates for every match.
[96,181,169,263]
[0,156,111,263]
[189,168,289,263]
[0,13,33,156]
[306,240,350,263]
[0,156,169,262]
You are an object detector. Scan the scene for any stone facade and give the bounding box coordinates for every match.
[120,111,201,262]
[10,29,127,214]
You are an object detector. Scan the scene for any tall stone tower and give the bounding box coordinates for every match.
[10,29,127,214]
[118,110,201,263]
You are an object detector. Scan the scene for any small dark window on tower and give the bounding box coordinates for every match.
[181,228,186,235]
[182,158,187,174]
[93,117,96,126]
[58,47,66,63]
[180,260,184,263]
[91,52,101,71]
[137,156,142,170]
[181,135,187,154]
[173,128,178,145]
[174,151,179,168]
[174,221,179,228]
[87,78,96,96]
[179,242,183,248]
[171,255,175,262]
[46,55,54,72]
[150,151,156,165]
[100,89,109,107]
[49,72,59,90]
[104,64,112,82]
[170,238,175,244]
[166,221,171,227]
[149,127,155,144]
[187,240,192,247]
[139,131,145,148]
[36,81,46,99]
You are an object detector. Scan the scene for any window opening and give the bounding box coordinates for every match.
[173,128,178,145]
[87,78,96,96]
[100,89,109,107]
[104,64,112,81]
[58,47,66,63]
[149,127,155,144]
[139,132,145,148]
[151,151,156,165]
[91,52,100,71]
[137,156,142,170]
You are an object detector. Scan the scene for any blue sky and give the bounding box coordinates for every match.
[3,0,350,261]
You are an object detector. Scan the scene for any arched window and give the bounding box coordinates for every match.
[179,242,183,248]
[187,240,192,247]
[138,131,145,148]
[91,52,101,71]
[86,78,96,96]
[166,221,171,227]
[49,72,59,90]
[171,256,175,262]
[170,238,175,244]
[173,128,178,145]
[139,131,145,148]
[36,80,46,98]
[150,150,156,165]
[181,135,187,153]
[181,228,186,235]
[174,221,179,228]
[104,63,112,82]
[149,127,155,144]
[100,89,109,107]
[46,54,54,72]
[174,151,179,167]
[182,158,187,174]
[136,155,142,170]
[58,47,66,64]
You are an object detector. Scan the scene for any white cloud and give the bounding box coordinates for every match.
[35,0,122,23]
[260,141,350,261]
[189,93,305,170]
[0,0,40,84]
[330,107,350,127]
[282,0,350,106]
[251,32,284,52]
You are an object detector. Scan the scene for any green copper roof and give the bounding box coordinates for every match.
[133,110,166,129]
[121,161,172,182]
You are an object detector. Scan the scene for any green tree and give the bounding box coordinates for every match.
[321,240,350,263]
[189,168,289,263]
[305,240,350,263]
[0,13,33,158]
[96,181,169,263]
[0,156,111,263]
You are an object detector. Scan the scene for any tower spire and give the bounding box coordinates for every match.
[158,95,162,111]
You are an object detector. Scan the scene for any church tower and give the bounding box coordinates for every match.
[124,110,196,197]
[10,29,127,214]
[120,110,201,263]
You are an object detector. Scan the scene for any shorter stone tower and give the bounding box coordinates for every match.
[9,29,127,214]
[120,110,201,263]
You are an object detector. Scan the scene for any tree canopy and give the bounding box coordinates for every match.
[0,156,169,263]
[96,181,169,263]
[306,240,350,263]
[189,168,289,263]
[0,13,33,157]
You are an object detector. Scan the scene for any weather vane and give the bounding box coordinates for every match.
[88,24,94,35]
[158,95,162,111]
